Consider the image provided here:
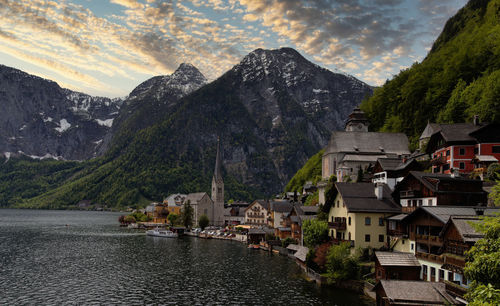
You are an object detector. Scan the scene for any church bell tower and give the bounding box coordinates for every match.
[345,107,369,132]
[211,137,224,211]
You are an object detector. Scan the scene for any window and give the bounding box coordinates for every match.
[402,239,405,245]
[442,164,450,171]
[365,217,371,225]
[448,271,453,281]
[418,200,423,207]
[459,148,465,155]
[474,147,478,154]
[365,234,370,242]
[493,146,500,153]
[348,232,351,240]
[427,199,433,206]
[379,218,384,226]
[411,243,414,251]
[389,221,396,230]
[446,150,450,156]
[439,269,445,280]
[379,234,384,242]
[459,162,465,169]
[431,267,436,280]
[348,217,351,225]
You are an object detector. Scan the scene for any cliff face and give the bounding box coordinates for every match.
[0,64,123,160]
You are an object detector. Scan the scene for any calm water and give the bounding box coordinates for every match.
[0,209,373,305]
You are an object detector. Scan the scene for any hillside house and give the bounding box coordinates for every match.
[393,171,487,213]
[423,120,500,175]
[328,182,401,249]
[372,157,422,190]
[244,200,270,226]
[268,200,293,228]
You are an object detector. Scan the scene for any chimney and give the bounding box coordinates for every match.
[473,115,480,126]
[375,183,384,200]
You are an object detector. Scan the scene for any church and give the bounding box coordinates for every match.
[318,108,410,203]
[210,137,225,226]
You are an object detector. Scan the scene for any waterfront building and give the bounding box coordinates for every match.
[374,251,420,282]
[327,182,401,249]
[422,119,500,176]
[372,280,459,305]
[185,192,214,228]
[163,193,187,206]
[392,171,487,213]
[280,205,319,244]
[244,200,270,226]
[268,200,293,228]
[223,206,246,226]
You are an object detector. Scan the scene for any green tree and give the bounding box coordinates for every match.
[167,213,179,225]
[180,200,194,228]
[486,163,500,182]
[464,214,500,305]
[198,214,209,230]
[302,219,329,248]
[491,181,500,207]
[326,242,360,281]
[124,215,136,224]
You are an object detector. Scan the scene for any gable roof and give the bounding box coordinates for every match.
[405,206,500,224]
[269,200,293,213]
[375,251,420,267]
[185,192,209,204]
[376,157,421,172]
[441,216,484,242]
[245,199,269,212]
[419,122,441,140]
[400,171,484,193]
[373,280,458,305]
[335,182,401,213]
[325,131,410,155]
[294,246,309,262]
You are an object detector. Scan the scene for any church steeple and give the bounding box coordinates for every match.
[345,107,369,132]
[211,137,224,205]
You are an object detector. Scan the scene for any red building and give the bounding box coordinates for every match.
[422,120,500,176]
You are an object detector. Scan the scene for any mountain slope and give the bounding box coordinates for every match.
[361,0,500,147]
[0,65,123,160]
[21,48,372,208]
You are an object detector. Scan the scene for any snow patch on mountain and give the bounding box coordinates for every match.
[95,118,114,127]
[55,119,71,132]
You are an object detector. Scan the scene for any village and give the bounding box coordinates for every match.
[121,108,500,306]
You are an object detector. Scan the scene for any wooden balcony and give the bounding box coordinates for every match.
[444,280,467,299]
[443,254,466,268]
[400,190,420,198]
[387,229,407,237]
[328,221,346,230]
[415,234,443,245]
[416,252,444,264]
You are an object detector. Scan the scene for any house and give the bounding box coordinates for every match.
[152,203,170,224]
[423,119,500,175]
[372,280,459,306]
[328,182,401,249]
[388,206,499,287]
[374,251,420,281]
[163,193,187,206]
[372,157,422,190]
[280,205,319,244]
[247,228,266,244]
[440,216,485,283]
[145,202,160,218]
[244,200,270,226]
[223,206,246,226]
[393,171,487,213]
[185,192,214,227]
[268,200,293,228]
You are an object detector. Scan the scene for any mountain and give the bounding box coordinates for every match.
[18,47,372,208]
[0,64,123,160]
[361,0,500,147]
[98,63,207,155]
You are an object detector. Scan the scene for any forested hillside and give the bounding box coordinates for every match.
[361,0,500,148]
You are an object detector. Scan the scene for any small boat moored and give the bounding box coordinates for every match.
[146,228,179,238]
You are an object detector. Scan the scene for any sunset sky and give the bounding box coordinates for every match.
[0,0,467,97]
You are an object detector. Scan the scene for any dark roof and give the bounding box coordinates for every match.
[299,206,319,214]
[419,122,441,140]
[375,251,420,267]
[335,183,401,213]
[387,213,408,221]
[438,123,483,143]
[248,228,266,235]
[269,200,293,213]
[441,216,484,242]
[299,214,317,225]
[286,244,301,251]
[404,171,484,193]
[406,206,500,224]
[185,192,209,203]
[325,131,410,155]
[377,157,419,172]
[245,200,269,211]
[294,246,309,262]
[373,280,458,305]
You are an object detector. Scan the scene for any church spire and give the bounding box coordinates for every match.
[214,137,222,182]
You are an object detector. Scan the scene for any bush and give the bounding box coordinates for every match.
[302,219,329,248]
[124,215,136,224]
[281,237,297,248]
[326,242,360,281]
[198,214,209,230]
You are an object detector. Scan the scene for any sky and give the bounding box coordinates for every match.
[0,0,468,97]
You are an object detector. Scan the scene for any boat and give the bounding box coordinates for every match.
[146,228,178,238]
[247,244,260,250]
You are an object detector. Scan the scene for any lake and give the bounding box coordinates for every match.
[0,209,373,305]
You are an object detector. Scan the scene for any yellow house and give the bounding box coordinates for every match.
[328,182,401,250]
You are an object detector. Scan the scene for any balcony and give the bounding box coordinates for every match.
[328,221,346,230]
[431,156,447,166]
[443,254,466,268]
[416,252,444,264]
[387,229,407,237]
[400,190,420,198]
[415,234,443,245]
